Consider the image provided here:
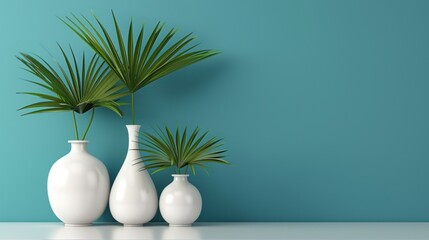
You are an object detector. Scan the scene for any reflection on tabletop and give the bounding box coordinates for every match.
[48,224,202,240]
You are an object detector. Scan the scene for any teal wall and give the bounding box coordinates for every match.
[1,0,429,222]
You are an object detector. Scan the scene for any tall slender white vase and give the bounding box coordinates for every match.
[109,125,158,226]
[47,140,110,226]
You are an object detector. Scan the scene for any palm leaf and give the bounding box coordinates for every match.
[137,126,229,175]
[18,45,127,115]
[18,45,128,139]
[62,11,220,123]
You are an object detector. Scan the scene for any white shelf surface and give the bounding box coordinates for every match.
[0,222,428,239]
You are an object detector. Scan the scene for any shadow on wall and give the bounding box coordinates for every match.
[138,56,234,104]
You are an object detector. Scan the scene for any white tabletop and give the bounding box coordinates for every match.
[0,222,428,239]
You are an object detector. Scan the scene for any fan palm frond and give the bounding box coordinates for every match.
[62,11,220,123]
[137,126,229,175]
[17,45,128,139]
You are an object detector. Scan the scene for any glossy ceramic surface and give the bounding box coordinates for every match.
[160,174,202,226]
[47,141,110,226]
[109,125,158,226]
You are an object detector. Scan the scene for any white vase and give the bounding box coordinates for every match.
[160,174,202,227]
[109,125,158,226]
[47,140,110,226]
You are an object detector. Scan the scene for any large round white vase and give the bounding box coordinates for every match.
[160,174,202,227]
[109,125,158,226]
[47,140,110,226]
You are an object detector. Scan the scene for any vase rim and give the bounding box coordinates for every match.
[126,124,141,127]
[172,174,189,177]
[68,140,89,144]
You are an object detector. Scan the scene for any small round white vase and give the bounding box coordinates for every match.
[160,174,202,227]
[109,125,158,226]
[47,140,110,226]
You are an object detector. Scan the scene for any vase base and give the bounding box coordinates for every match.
[169,224,192,227]
[124,224,143,227]
[64,223,92,227]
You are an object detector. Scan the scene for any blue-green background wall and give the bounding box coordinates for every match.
[1,0,429,222]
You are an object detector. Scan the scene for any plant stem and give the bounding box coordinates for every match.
[72,111,79,140]
[82,108,95,140]
[131,92,135,125]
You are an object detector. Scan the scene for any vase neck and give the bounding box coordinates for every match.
[68,140,88,153]
[126,125,141,150]
[172,174,189,182]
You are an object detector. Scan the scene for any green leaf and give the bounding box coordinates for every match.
[18,45,126,137]
[62,11,219,121]
[137,126,229,175]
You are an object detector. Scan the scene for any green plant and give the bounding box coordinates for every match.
[137,127,229,175]
[17,45,127,140]
[62,11,219,124]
